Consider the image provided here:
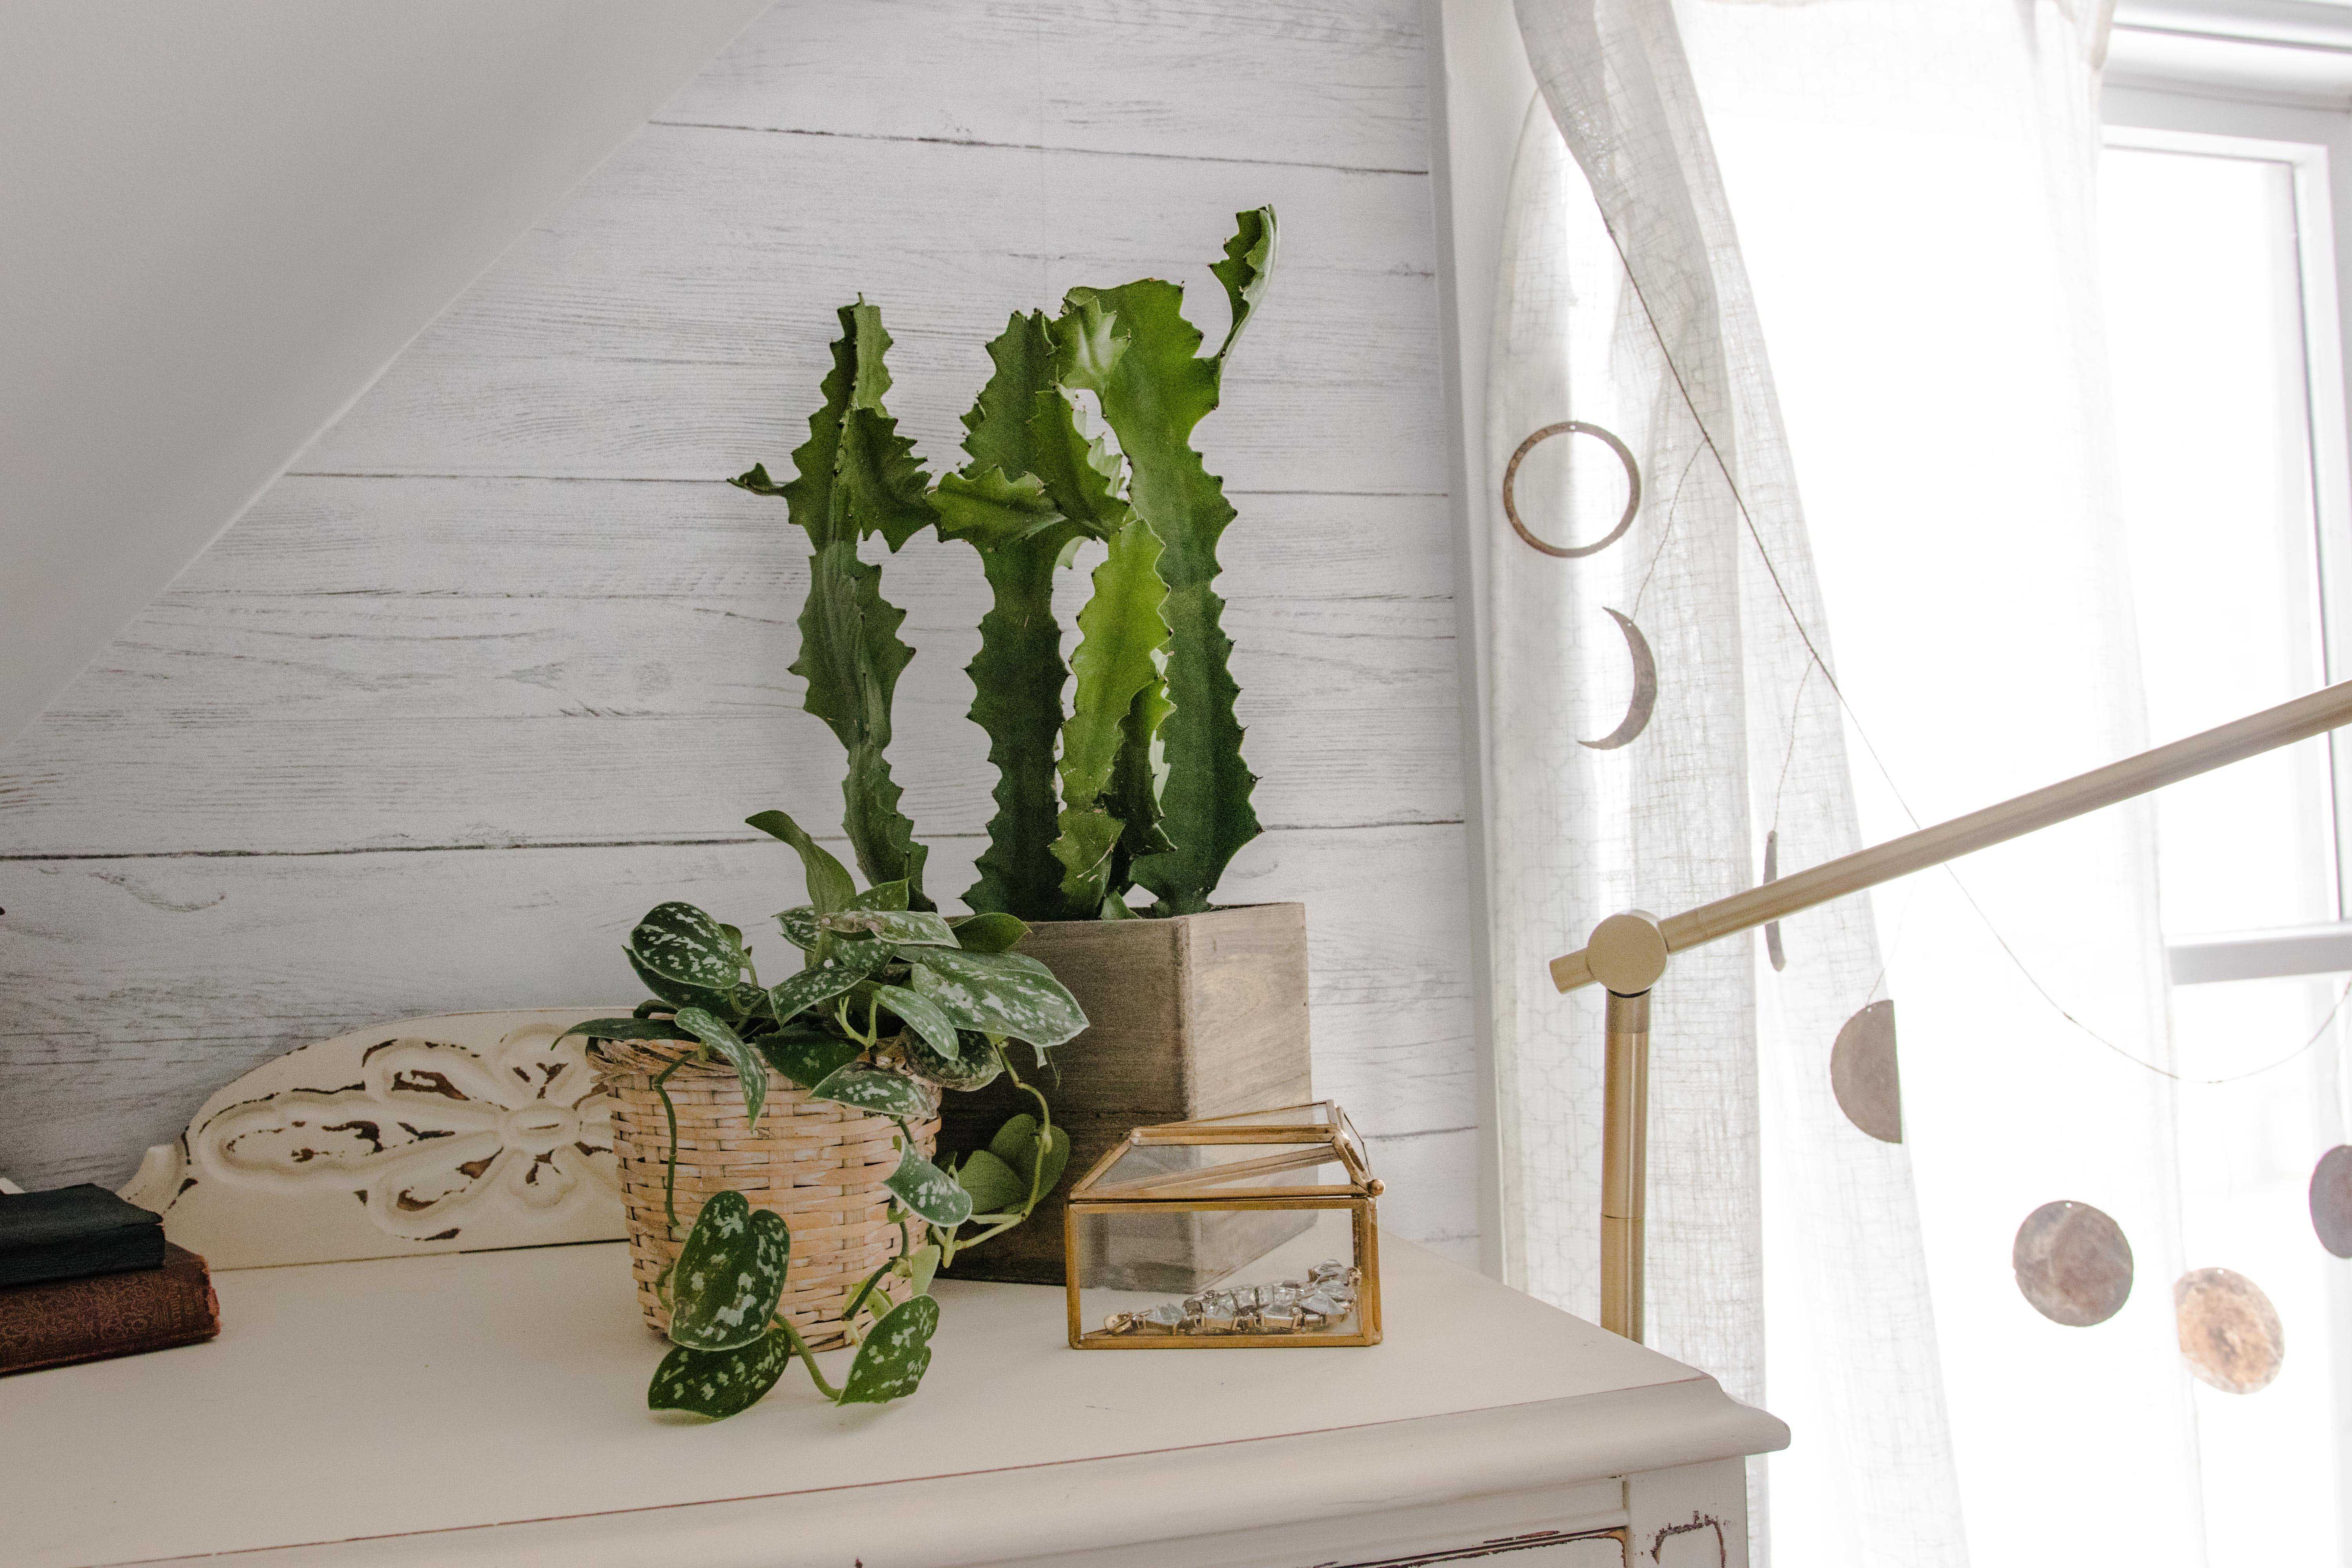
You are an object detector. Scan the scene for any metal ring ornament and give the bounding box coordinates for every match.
[1501,420,1642,559]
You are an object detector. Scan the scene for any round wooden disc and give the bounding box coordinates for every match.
[2012,1200,2132,1327]
[2174,1267,2284,1394]
[1829,1000,1901,1143]
[2310,1145,2352,1258]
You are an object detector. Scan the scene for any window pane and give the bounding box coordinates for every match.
[2100,143,2335,935]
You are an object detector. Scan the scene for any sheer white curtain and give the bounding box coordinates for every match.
[1482,2,2200,1564]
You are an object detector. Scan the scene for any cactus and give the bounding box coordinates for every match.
[731,301,936,909]
[938,208,1276,918]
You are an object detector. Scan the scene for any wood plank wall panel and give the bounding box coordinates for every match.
[0,0,1477,1259]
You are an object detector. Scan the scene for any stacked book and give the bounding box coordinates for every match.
[0,1184,219,1374]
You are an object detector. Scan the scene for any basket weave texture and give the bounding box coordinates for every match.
[594,1039,938,1350]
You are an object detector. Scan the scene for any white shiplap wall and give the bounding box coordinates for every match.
[0,0,1478,1259]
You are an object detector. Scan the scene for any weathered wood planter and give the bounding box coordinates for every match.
[938,902,1312,1285]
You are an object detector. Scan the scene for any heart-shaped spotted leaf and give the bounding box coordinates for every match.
[757,1031,865,1093]
[850,880,910,912]
[629,902,746,993]
[884,1147,975,1228]
[667,1191,791,1351]
[557,1016,690,1046]
[874,983,961,1063]
[836,1294,940,1406]
[820,908,958,947]
[900,947,1085,1055]
[648,1326,795,1420]
[809,1062,932,1120]
[770,940,894,1022]
[673,1007,769,1129]
[902,1028,1002,1091]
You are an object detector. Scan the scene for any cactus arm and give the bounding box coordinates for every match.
[1051,518,1171,908]
[943,311,1139,919]
[1105,668,1176,901]
[1063,261,1263,915]
[733,300,935,907]
[964,528,1085,919]
[1209,206,1277,362]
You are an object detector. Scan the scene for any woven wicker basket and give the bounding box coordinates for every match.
[594,1039,939,1350]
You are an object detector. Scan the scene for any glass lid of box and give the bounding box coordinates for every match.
[1068,1102,1377,1202]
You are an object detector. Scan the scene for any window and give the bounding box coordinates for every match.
[2102,80,2352,1564]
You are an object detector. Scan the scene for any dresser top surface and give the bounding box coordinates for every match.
[3,1234,1781,1566]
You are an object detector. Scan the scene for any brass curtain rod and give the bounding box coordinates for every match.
[1550,676,2352,1342]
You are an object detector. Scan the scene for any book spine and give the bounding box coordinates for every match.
[0,1244,219,1375]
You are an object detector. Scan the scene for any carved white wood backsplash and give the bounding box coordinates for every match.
[120,1009,628,1269]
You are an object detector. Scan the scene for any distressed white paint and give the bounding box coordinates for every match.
[0,0,1475,1259]
[0,0,767,744]
[119,1009,624,1269]
[0,1238,1782,1567]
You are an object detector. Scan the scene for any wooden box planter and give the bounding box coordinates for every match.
[938,902,1313,1286]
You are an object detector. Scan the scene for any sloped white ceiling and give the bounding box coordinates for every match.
[0,0,768,746]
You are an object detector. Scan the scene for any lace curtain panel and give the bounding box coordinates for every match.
[1482,1,2201,1563]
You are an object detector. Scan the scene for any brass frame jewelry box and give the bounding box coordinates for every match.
[1063,1101,1383,1349]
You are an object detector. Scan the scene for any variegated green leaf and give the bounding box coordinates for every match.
[874,982,962,1063]
[774,906,823,950]
[836,1294,939,1406]
[902,1027,1002,1091]
[849,880,909,913]
[899,947,1086,1053]
[809,1062,933,1119]
[648,1327,795,1420]
[628,949,760,1020]
[673,1007,769,1129]
[946,911,1029,954]
[768,939,892,1022]
[557,1016,689,1045]
[628,902,745,993]
[884,1147,974,1228]
[819,907,957,946]
[746,810,857,915]
[757,1031,864,1092]
[954,1147,1027,1215]
[667,1191,791,1352]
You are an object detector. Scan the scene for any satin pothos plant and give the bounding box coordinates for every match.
[565,810,1084,1421]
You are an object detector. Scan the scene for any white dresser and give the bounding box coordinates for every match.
[2,1233,1783,1567]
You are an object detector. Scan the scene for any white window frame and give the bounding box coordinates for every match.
[2107,10,2352,981]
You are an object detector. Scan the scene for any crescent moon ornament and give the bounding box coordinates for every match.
[1579,608,1657,750]
[1502,421,1643,558]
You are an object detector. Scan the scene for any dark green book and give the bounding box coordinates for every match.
[0,1184,166,1287]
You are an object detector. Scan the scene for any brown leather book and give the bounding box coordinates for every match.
[0,1243,220,1375]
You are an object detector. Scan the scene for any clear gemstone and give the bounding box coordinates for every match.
[1301,1290,1347,1319]
[1309,1259,1348,1282]
[1260,1303,1304,1331]
[1142,1301,1185,1329]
